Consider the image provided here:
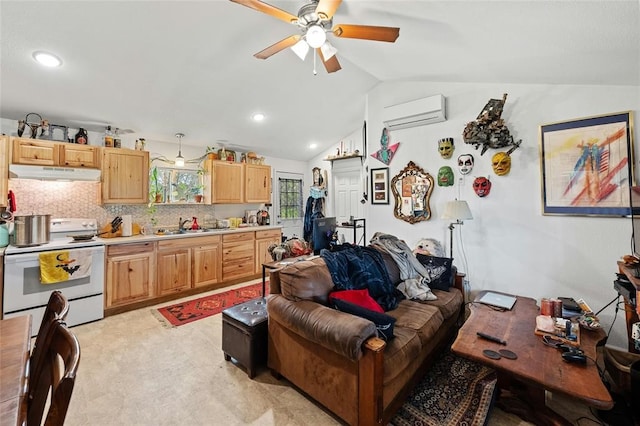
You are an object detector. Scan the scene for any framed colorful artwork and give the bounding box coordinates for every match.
[371,167,389,204]
[539,111,634,216]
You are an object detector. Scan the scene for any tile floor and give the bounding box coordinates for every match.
[62,279,601,425]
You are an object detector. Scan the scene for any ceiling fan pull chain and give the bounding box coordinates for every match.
[313,49,317,75]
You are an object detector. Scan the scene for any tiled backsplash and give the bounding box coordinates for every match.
[7,179,237,230]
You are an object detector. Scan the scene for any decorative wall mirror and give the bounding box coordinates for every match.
[390,161,434,223]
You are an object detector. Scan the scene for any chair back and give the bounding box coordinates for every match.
[27,320,81,426]
[29,291,69,402]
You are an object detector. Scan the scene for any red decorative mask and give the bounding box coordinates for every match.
[473,176,492,197]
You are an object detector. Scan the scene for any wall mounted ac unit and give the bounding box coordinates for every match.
[382,94,446,130]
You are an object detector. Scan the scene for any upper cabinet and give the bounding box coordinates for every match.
[203,159,271,204]
[245,164,271,203]
[203,159,245,204]
[0,136,8,208]
[101,148,149,204]
[11,137,98,168]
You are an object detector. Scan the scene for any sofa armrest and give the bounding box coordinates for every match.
[267,294,379,361]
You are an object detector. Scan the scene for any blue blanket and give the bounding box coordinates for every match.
[321,245,400,311]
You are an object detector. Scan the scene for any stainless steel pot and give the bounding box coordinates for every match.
[12,214,51,247]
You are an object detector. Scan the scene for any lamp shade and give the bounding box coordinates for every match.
[442,200,473,221]
[291,39,310,60]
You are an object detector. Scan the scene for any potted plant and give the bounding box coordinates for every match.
[149,166,163,203]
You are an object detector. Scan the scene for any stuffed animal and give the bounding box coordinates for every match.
[413,238,446,257]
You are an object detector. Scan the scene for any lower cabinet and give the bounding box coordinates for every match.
[193,237,222,288]
[104,230,279,314]
[157,239,192,295]
[106,242,156,308]
[255,229,281,273]
[222,232,255,281]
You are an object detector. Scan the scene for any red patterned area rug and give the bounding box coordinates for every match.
[154,282,266,327]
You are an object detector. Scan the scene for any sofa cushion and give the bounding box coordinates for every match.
[422,289,464,320]
[279,257,335,305]
[388,301,444,347]
[415,254,453,291]
[332,299,395,341]
[329,289,384,313]
[382,326,422,384]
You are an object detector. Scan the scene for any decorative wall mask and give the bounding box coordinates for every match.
[457,154,475,175]
[492,152,512,176]
[438,138,455,159]
[462,93,522,155]
[371,127,399,165]
[391,161,434,223]
[437,166,454,187]
[473,176,492,197]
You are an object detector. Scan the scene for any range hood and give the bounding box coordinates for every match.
[9,164,101,181]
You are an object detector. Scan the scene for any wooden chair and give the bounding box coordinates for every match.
[27,320,81,426]
[29,291,70,401]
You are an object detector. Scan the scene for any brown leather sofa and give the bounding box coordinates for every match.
[267,255,464,425]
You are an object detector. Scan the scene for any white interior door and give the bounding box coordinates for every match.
[332,159,365,243]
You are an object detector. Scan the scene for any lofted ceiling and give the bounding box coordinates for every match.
[1,1,638,161]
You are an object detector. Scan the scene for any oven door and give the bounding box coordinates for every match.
[3,245,105,329]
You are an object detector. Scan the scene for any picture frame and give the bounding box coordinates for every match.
[539,111,634,216]
[371,167,389,205]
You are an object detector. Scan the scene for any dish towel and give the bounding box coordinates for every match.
[39,250,92,284]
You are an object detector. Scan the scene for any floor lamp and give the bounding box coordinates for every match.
[442,200,473,259]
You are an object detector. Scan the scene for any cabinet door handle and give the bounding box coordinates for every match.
[263,176,266,188]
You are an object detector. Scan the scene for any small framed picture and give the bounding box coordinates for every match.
[371,167,389,205]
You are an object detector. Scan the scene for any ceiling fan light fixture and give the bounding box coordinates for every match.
[306,25,326,48]
[320,41,337,60]
[291,39,310,61]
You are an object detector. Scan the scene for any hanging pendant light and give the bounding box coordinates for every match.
[175,133,185,167]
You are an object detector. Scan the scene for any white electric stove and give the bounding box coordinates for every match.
[3,218,105,335]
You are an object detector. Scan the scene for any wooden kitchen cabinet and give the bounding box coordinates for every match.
[222,232,255,281]
[0,136,9,208]
[245,164,271,203]
[203,159,244,204]
[254,229,281,273]
[157,239,192,295]
[106,242,156,308]
[11,137,98,168]
[192,236,222,288]
[58,143,99,167]
[11,138,58,166]
[101,147,149,204]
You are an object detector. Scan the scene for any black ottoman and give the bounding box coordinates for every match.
[222,298,268,379]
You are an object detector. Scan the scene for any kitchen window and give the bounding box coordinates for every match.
[150,167,203,204]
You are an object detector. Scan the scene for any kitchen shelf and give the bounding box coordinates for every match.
[323,154,362,162]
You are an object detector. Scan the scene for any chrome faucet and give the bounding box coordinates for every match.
[179,217,192,231]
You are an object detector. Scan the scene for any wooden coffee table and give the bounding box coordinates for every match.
[451,295,613,425]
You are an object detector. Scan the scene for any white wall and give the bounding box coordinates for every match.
[318,82,639,350]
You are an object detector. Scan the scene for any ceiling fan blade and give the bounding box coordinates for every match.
[254,35,301,59]
[318,48,341,73]
[230,0,298,24]
[333,24,400,42]
[316,0,342,20]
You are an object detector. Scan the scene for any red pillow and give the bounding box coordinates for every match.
[329,289,384,313]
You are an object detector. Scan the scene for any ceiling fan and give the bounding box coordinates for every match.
[230,0,400,73]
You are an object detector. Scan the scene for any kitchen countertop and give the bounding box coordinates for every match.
[96,225,283,245]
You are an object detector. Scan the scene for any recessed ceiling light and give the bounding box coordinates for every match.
[32,51,62,67]
[309,143,318,149]
[252,113,265,122]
